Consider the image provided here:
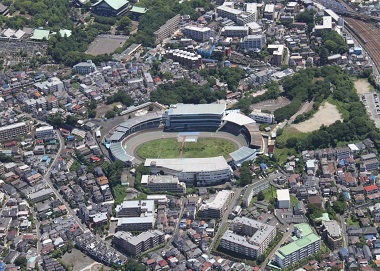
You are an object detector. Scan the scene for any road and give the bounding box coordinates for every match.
[337,214,348,248]
[43,132,87,232]
[260,224,294,269]
[209,187,243,253]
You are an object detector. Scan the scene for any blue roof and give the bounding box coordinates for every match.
[373,240,380,248]
[369,175,376,181]
[339,247,349,257]
[343,191,351,200]
[364,234,375,240]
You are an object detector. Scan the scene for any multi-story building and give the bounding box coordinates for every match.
[116,216,155,231]
[141,175,186,194]
[221,26,249,37]
[112,230,165,256]
[274,223,321,268]
[154,14,180,43]
[268,44,286,66]
[263,4,275,20]
[163,103,226,131]
[250,109,275,123]
[34,77,64,94]
[35,126,54,139]
[166,49,202,69]
[361,153,379,171]
[24,99,37,112]
[73,60,97,74]
[240,34,266,51]
[216,5,256,25]
[145,156,231,186]
[46,95,58,109]
[0,122,30,141]
[28,188,54,203]
[198,190,234,218]
[277,189,290,209]
[115,200,154,218]
[183,26,214,42]
[220,217,276,259]
[36,97,47,109]
[321,220,342,250]
[242,179,270,207]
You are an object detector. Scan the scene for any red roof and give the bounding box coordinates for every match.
[158,260,168,267]
[364,184,378,192]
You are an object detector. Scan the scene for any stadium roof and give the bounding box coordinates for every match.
[110,142,134,162]
[168,103,226,115]
[31,29,50,40]
[144,156,230,172]
[92,0,129,10]
[223,112,255,126]
[229,146,257,165]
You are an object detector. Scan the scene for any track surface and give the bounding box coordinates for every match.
[345,17,380,71]
[123,130,248,163]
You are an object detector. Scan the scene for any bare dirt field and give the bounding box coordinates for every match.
[62,248,96,271]
[251,97,291,113]
[292,102,342,132]
[354,79,374,95]
[86,34,128,56]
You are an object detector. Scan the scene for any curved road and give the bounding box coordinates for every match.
[123,130,248,163]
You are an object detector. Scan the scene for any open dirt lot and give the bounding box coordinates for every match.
[251,97,291,113]
[86,34,128,56]
[292,102,342,132]
[355,79,374,95]
[62,248,96,271]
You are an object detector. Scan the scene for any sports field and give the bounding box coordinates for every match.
[136,138,235,159]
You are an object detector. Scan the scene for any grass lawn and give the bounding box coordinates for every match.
[327,96,349,120]
[290,195,298,206]
[111,184,126,205]
[137,138,235,159]
[346,216,360,227]
[275,126,309,164]
[263,186,276,202]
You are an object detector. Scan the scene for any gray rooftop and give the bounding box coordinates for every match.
[167,103,226,116]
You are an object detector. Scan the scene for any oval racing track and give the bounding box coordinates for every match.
[123,130,248,164]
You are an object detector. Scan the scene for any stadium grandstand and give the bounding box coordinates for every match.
[163,103,226,131]
[221,112,263,151]
[110,142,134,163]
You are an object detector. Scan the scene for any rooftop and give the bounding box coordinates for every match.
[277,189,290,201]
[167,103,226,116]
[92,0,129,10]
[31,29,50,40]
[144,156,230,172]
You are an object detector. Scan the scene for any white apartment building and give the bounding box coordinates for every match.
[34,77,64,94]
[216,5,256,25]
[274,223,321,268]
[240,34,266,50]
[198,190,234,218]
[250,109,275,123]
[0,122,30,141]
[221,26,249,37]
[35,126,54,139]
[115,200,154,217]
[117,216,155,231]
[220,217,276,258]
[183,26,214,42]
[141,175,186,194]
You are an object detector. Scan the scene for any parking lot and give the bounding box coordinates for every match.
[363,93,380,128]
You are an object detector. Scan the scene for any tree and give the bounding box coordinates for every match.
[14,256,27,268]
[124,259,145,271]
[257,191,265,201]
[88,109,96,118]
[239,162,252,186]
[117,16,132,32]
[257,254,266,264]
[105,110,116,119]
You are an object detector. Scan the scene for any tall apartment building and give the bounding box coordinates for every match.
[35,126,54,139]
[154,14,181,43]
[250,109,275,124]
[221,26,249,37]
[46,95,58,109]
[166,49,202,69]
[73,60,97,75]
[321,220,342,250]
[115,200,154,217]
[0,122,30,141]
[183,26,214,42]
[34,77,64,94]
[274,223,321,268]
[268,44,286,66]
[112,230,165,256]
[240,34,266,51]
[216,5,256,25]
[198,190,234,219]
[117,216,155,231]
[141,175,186,194]
[220,217,276,259]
